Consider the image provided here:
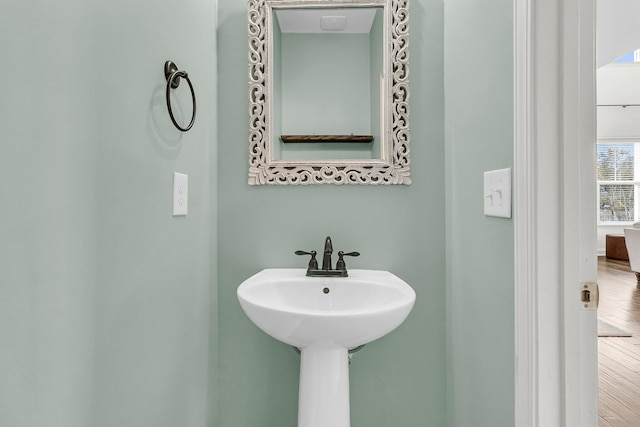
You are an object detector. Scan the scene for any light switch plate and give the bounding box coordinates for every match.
[173,172,188,216]
[484,168,512,218]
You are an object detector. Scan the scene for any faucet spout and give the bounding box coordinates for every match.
[321,236,333,270]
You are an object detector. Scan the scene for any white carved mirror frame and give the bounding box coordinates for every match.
[248,0,410,185]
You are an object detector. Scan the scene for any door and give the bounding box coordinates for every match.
[514,0,598,425]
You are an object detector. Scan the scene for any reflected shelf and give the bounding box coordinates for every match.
[280,135,374,143]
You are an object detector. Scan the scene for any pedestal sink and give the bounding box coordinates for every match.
[237,268,416,427]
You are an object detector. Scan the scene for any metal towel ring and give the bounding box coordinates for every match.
[164,61,196,132]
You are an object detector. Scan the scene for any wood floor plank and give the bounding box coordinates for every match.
[599,257,640,426]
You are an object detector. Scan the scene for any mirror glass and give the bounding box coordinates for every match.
[273,8,383,161]
[248,0,410,185]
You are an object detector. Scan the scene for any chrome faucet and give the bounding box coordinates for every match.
[296,236,360,277]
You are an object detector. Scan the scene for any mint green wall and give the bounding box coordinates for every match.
[273,18,283,161]
[444,0,514,426]
[370,8,384,159]
[280,33,372,161]
[282,34,370,135]
[217,0,445,425]
[0,1,217,426]
[0,0,517,424]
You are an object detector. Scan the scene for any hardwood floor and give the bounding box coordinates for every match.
[598,257,640,426]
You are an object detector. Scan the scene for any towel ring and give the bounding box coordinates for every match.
[164,61,196,132]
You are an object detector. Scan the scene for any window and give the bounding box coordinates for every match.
[614,49,640,63]
[597,143,640,223]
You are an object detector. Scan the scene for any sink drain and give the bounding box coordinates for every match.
[323,287,330,294]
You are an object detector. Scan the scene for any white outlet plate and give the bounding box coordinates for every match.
[173,172,188,216]
[483,168,512,218]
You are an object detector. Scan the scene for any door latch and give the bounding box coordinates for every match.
[581,282,599,310]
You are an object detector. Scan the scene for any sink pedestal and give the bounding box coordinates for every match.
[237,269,416,426]
[298,345,350,427]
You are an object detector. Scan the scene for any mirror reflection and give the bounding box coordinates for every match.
[272,8,384,161]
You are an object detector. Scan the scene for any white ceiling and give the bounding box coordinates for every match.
[274,8,377,34]
[597,0,640,67]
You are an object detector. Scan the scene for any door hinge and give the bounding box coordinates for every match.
[581,282,599,310]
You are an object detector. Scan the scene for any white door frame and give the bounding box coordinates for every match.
[514,0,598,425]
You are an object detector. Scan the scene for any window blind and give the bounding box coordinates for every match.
[597,143,635,181]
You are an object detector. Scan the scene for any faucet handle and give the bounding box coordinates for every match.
[336,251,360,270]
[295,250,319,270]
[339,251,360,257]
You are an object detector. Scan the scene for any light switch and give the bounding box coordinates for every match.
[173,172,188,216]
[483,168,512,218]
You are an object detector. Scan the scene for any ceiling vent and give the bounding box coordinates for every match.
[320,16,348,31]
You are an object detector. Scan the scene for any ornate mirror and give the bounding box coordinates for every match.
[248,0,410,185]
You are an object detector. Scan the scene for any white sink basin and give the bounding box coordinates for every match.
[237,268,416,427]
[237,268,416,349]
